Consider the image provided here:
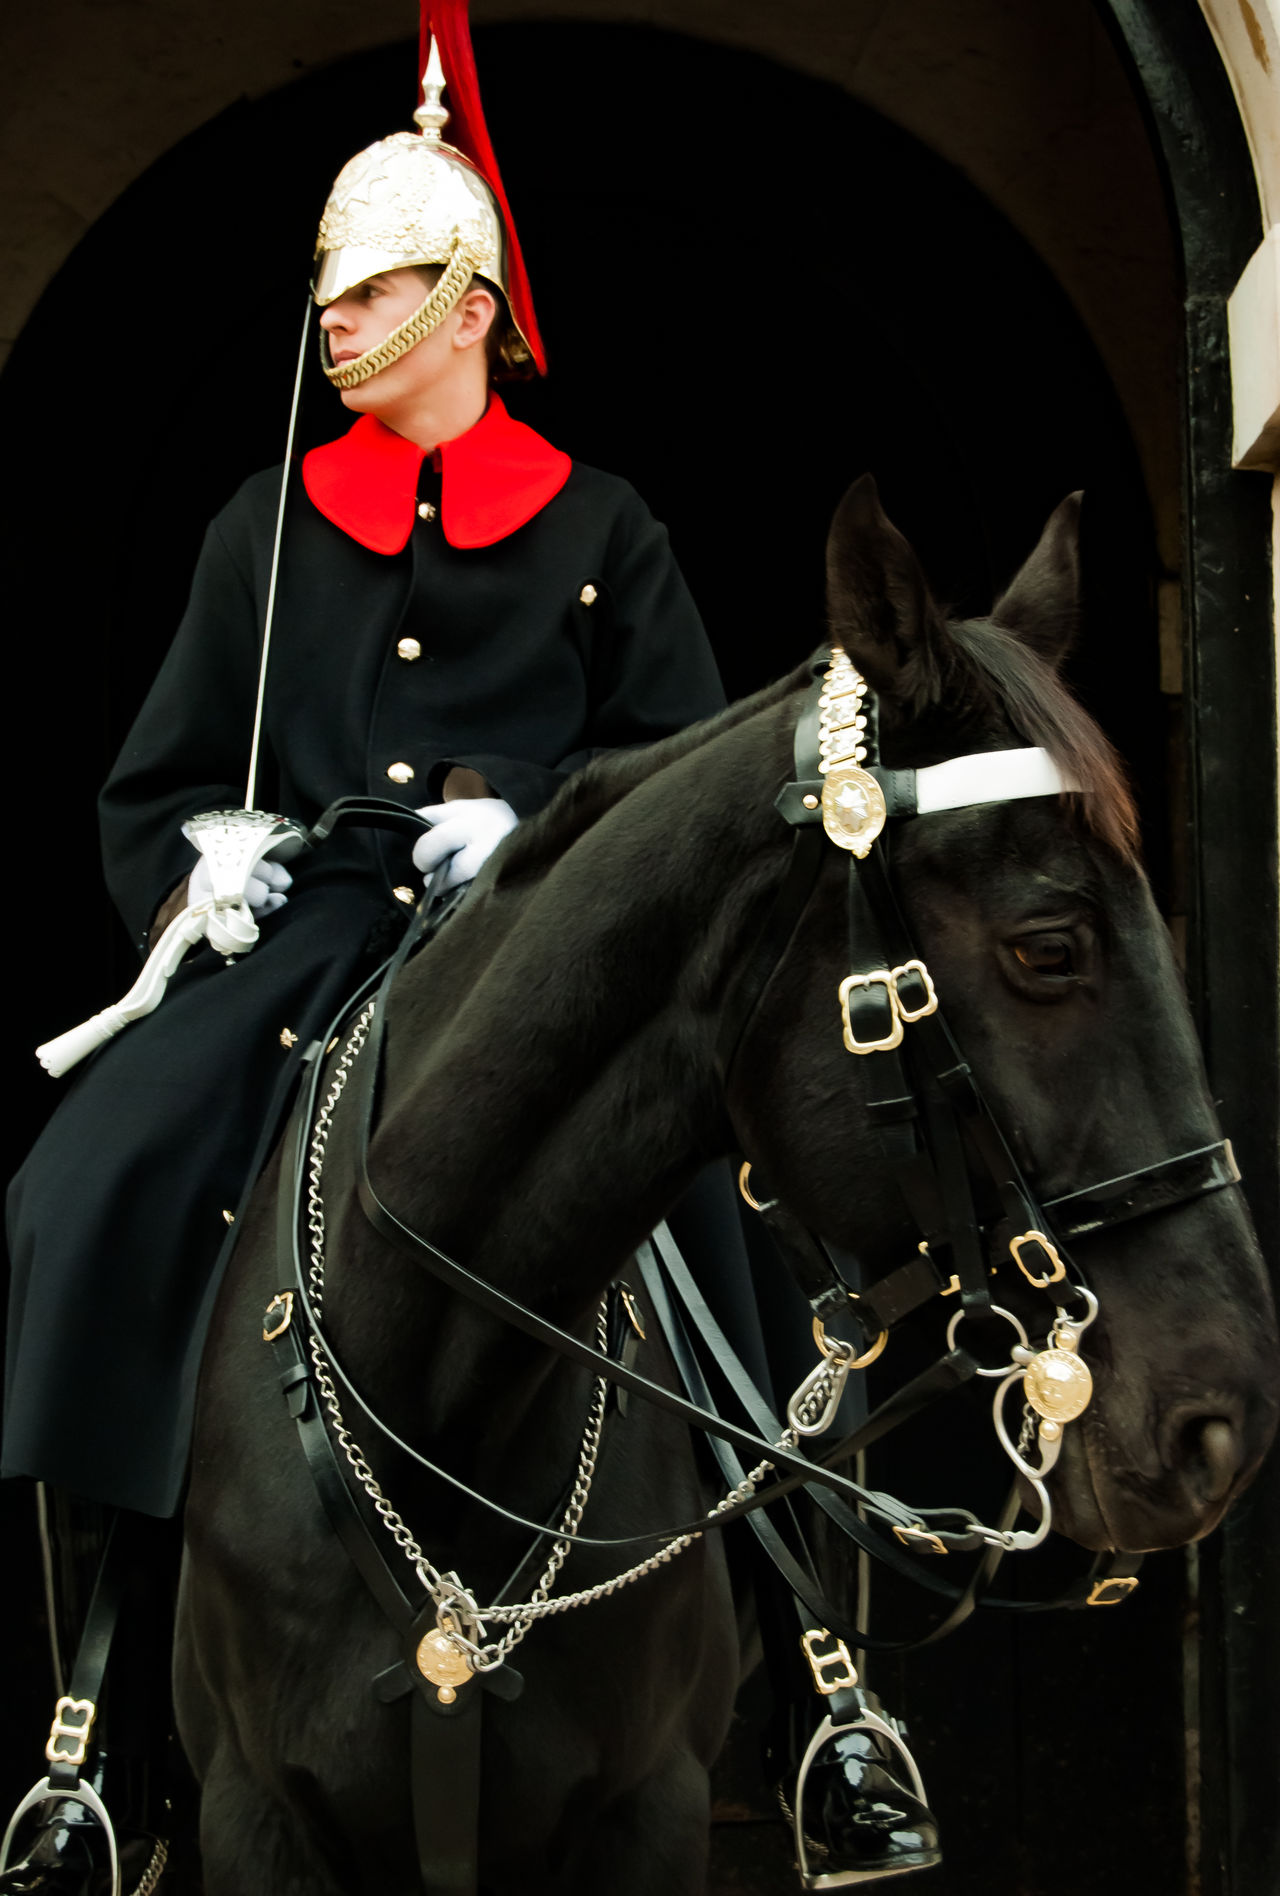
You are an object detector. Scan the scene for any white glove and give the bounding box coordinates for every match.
[412,798,518,891]
[189,855,292,916]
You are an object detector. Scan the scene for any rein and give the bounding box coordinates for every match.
[258,668,1244,1894]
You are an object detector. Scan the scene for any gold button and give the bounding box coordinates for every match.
[222,1209,236,1225]
[393,885,417,905]
[386,761,415,784]
[417,501,437,520]
[397,637,422,661]
[579,584,598,606]
[279,1028,298,1049]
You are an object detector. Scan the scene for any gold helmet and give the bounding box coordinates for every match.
[314,33,541,388]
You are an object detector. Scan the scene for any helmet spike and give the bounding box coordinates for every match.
[313,1,547,379]
[417,1,546,373]
[413,37,449,141]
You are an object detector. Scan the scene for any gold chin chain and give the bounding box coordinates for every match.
[817,646,888,860]
[323,238,478,390]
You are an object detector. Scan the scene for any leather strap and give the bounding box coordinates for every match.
[274,926,944,1549]
[301,796,434,850]
[326,937,977,1539]
[1045,1138,1240,1238]
[715,826,826,1083]
[44,1516,131,1794]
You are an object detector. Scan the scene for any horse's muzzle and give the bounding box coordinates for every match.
[1052,1378,1278,1552]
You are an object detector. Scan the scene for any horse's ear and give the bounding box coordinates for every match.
[989,492,1082,670]
[825,475,947,702]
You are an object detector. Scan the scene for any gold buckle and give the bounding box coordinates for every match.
[1086,1576,1140,1607]
[837,962,939,1054]
[940,1268,997,1296]
[1010,1230,1067,1290]
[45,1696,96,1768]
[838,971,903,1054]
[890,959,939,1023]
[892,1523,949,1556]
[262,1291,294,1342]
[618,1285,646,1342]
[801,1628,859,1695]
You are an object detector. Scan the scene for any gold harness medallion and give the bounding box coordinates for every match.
[415,1629,474,1705]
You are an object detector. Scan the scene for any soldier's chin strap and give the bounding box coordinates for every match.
[34,799,429,1079]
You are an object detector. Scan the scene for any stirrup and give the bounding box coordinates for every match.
[0,1775,120,1896]
[2,1514,129,1894]
[789,1707,937,1890]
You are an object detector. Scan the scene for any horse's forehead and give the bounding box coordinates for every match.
[896,799,1107,902]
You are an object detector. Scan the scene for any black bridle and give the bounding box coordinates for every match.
[268,674,1244,1633]
[717,658,1238,1349]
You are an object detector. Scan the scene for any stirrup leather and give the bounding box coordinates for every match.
[790,1708,931,1890]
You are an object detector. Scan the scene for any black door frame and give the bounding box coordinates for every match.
[1099,7,1279,1894]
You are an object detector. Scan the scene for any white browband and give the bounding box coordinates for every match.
[914,747,1078,815]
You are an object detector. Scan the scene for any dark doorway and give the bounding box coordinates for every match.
[1,22,1165,1084]
[2,23,1180,1894]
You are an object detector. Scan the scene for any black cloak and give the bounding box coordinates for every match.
[4,420,725,1517]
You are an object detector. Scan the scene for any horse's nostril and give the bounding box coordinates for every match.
[1174,1413,1242,1506]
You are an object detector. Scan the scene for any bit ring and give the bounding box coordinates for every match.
[945,1303,1030,1376]
[813,1292,888,1370]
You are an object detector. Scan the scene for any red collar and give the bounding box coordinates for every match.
[301,396,571,554]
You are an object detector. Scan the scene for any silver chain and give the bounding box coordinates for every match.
[302,1004,715,1676]
[305,1002,380,1321]
[126,1837,169,1896]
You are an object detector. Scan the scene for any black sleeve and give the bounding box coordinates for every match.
[98,514,262,945]
[426,486,725,818]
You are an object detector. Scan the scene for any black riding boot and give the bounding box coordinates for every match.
[755,1557,941,1892]
[0,1751,168,1896]
[766,1671,941,1889]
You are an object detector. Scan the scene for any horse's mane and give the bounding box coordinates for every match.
[501,618,1140,882]
[495,668,805,878]
[946,617,1140,864]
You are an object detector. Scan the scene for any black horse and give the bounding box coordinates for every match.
[175,479,1280,1893]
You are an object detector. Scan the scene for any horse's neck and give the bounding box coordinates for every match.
[320,704,793,1458]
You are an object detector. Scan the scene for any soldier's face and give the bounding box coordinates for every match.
[319,268,430,370]
[318,267,494,426]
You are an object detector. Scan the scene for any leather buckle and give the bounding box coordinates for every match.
[1010,1231,1067,1290]
[1086,1576,1140,1607]
[800,1628,859,1696]
[890,959,939,1023]
[262,1291,295,1342]
[837,961,939,1054]
[838,971,903,1053]
[45,1696,96,1768]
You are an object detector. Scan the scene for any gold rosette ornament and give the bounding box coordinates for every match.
[818,649,887,859]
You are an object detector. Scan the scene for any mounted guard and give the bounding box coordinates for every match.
[2,5,945,1889]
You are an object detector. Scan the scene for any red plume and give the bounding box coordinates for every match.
[419,0,547,376]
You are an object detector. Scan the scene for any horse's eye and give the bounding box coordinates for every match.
[1014,934,1075,977]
